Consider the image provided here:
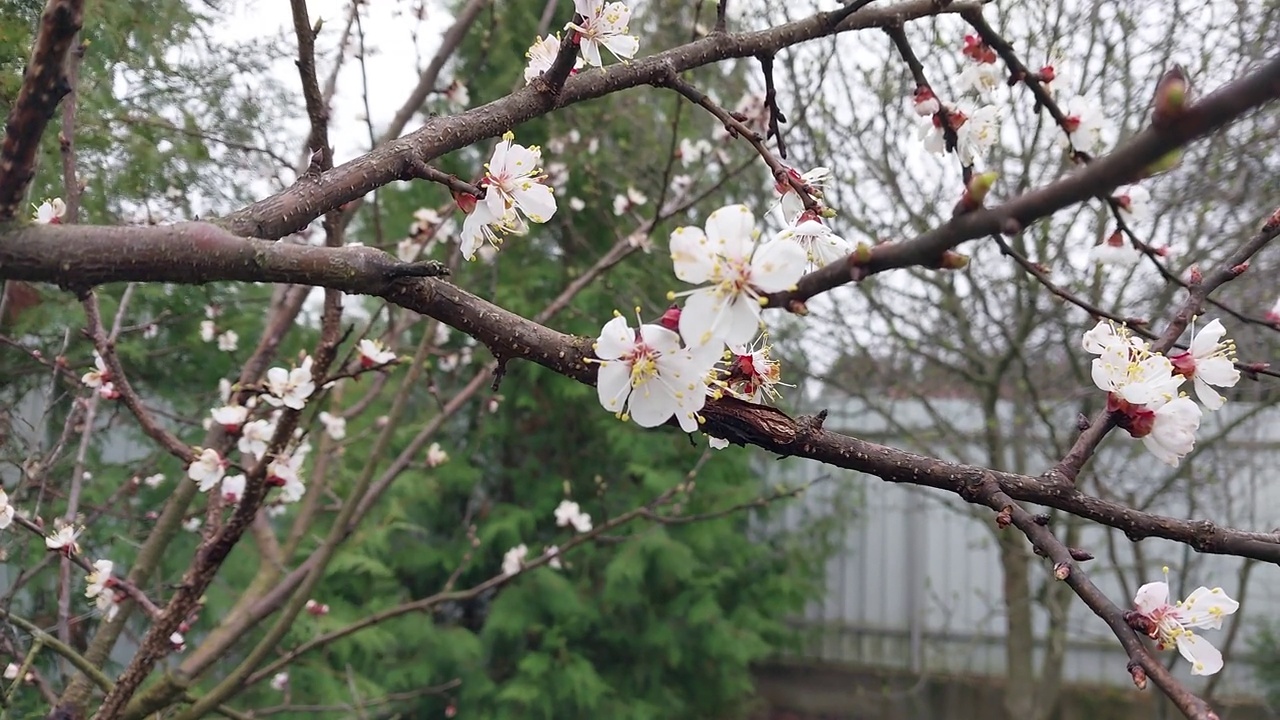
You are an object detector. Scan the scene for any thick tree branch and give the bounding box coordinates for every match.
[0,0,84,219]
[4,224,1277,566]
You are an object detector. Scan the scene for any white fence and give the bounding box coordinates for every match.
[764,396,1280,700]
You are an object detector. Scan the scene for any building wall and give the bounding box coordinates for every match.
[762,397,1280,702]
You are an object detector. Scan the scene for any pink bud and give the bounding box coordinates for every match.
[1128,662,1148,690]
[657,304,681,331]
[453,191,478,215]
[1231,261,1249,276]
[1168,351,1196,378]
[1038,65,1056,82]
[912,86,940,116]
[1053,562,1071,580]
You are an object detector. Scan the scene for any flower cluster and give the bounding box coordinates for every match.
[85,559,121,621]
[1083,319,1238,465]
[589,205,810,435]
[1128,570,1239,676]
[80,352,121,400]
[458,133,558,261]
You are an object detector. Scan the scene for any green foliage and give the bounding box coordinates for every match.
[0,1,841,719]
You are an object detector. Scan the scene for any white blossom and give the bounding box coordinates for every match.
[210,404,248,431]
[593,314,719,432]
[1062,95,1110,154]
[188,448,227,492]
[566,0,639,68]
[524,34,583,84]
[3,663,17,680]
[216,330,238,352]
[569,196,586,212]
[1090,343,1182,407]
[46,524,82,555]
[1113,185,1152,224]
[554,500,593,533]
[679,138,713,166]
[81,352,110,389]
[238,419,275,459]
[0,488,14,529]
[670,205,808,347]
[426,442,449,468]
[1089,234,1140,266]
[221,474,246,504]
[612,187,647,216]
[182,517,203,533]
[482,132,556,225]
[773,218,850,271]
[32,198,65,224]
[443,80,469,109]
[268,453,307,503]
[1169,319,1239,410]
[199,320,216,343]
[502,544,528,575]
[270,672,289,691]
[264,356,315,410]
[357,339,397,368]
[1142,396,1202,466]
[1132,577,1239,676]
[318,411,347,441]
[954,63,1004,100]
[141,473,165,488]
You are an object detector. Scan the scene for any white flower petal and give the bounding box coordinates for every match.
[1176,632,1224,676]
[595,316,634,360]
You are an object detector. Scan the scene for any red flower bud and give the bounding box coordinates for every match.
[657,304,681,332]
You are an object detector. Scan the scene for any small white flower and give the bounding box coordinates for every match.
[0,488,15,529]
[46,524,82,555]
[238,419,275,459]
[264,356,316,410]
[1142,396,1202,466]
[566,0,640,68]
[774,219,850,270]
[443,79,469,109]
[954,63,1004,100]
[216,330,238,352]
[679,138,713,167]
[568,196,586,212]
[524,34,583,84]
[545,546,562,569]
[85,559,113,598]
[3,663,18,680]
[357,339,397,368]
[210,404,248,431]
[182,517,202,533]
[593,314,720,432]
[670,205,808,347]
[554,500,593,533]
[1113,185,1151,224]
[459,202,528,261]
[268,453,307,504]
[32,198,66,224]
[270,672,289,691]
[1132,576,1239,676]
[1090,340,1183,407]
[318,411,347,441]
[955,104,1002,166]
[1062,95,1110,154]
[170,631,185,650]
[614,187,647,216]
[482,132,557,225]
[188,448,227,492]
[426,442,449,468]
[81,352,110,389]
[199,320,216,343]
[502,544,528,575]
[141,473,165,488]
[723,337,788,404]
[1169,319,1239,411]
[220,474,246,504]
[1089,232,1140,266]
[708,436,730,450]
